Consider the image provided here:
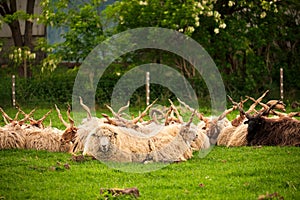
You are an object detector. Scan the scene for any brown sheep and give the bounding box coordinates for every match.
[232,99,300,146]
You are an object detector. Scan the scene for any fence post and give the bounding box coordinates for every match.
[280,68,283,100]
[146,72,150,106]
[12,75,16,107]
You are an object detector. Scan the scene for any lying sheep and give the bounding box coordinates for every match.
[216,92,268,146]
[217,126,237,146]
[191,128,210,151]
[71,97,108,153]
[225,124,248,147]
[0,126,26,149]
[83,121,199,163]
[72,117,105,153]
[177,98,232,145]
[25,128,71,152]
[229,94,300,146]
[0,107,42,150]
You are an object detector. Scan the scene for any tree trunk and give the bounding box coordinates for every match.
[24,0,35,49]
[8,20,23,47]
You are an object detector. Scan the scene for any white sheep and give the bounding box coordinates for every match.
[83,122,199,163]
[24,128,71,152]
[72,117,106,153]
[226,124,248,147]
[0,126,26,149]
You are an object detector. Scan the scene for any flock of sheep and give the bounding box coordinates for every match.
[0,90,299,163]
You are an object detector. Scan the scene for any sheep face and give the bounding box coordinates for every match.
[179,125,198,146]
[59,139,72,152]
[61,127,78,143]
[206,120,222,144]
[88,127,118,154]
[206,117,230,145]
[98,133,118,153]
[244,117,263,142]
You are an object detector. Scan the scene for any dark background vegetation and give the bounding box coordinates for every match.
[0,0,299,108]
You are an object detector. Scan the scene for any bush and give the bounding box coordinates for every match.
[0,64,298,109]
[0,76,12,107]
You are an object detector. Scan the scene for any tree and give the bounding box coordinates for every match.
[105,0,299,99]
[0,0,35,48]
[38,0,106,70]
[104,0,227,78]
[1,0,107,73]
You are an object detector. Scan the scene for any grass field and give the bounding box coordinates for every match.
[0,146,299,200]
[0,107,299,199]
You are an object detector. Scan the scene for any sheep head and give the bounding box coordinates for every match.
[228,95,282,141]
[179,110,198,145]
[55,104,78,143]
[89,126,118,153]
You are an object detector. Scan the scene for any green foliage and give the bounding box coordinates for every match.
[39,0,106,64]
[104,0,299,99]
[0,0,299,102]
[0,76,11,107]
[1,10,33,24]
[105,0,226,35]
[15,69,77,107]
[0,147,299,199]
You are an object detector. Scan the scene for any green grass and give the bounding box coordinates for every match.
[0,106,299,199]
[0,146,299,200]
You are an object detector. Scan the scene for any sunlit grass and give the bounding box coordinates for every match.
[0,106,299,199]
[0,147,299,199]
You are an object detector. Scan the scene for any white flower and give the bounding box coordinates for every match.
[228,1,235,7]
[139,1,147,6]
[197,2,204,10]
[207,11,213,17]
[260,11,267,19]
[195,21,200,27]
[214,11,221,19]
[214,28,219,34]
[187,26,195,33]
[219,23,226,29]
[178,28,184,33]
[30,53,36,59]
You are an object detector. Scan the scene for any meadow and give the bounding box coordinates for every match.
[0,146,299,199]
[0,107,299,199]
